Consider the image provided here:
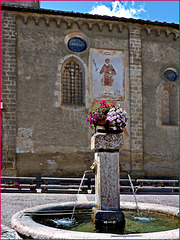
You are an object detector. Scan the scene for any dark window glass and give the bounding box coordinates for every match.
[62,61,84,105]
[68,37,87,52]
[164,69,178,81]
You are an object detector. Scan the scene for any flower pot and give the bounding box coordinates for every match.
[108,121,114,126]
[97,119,107,126]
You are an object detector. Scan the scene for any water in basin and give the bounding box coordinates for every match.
[33,209,179,234]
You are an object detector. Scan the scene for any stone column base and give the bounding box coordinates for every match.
[93,208,125,232]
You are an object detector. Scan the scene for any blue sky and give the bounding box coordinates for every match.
[40,1,179,24]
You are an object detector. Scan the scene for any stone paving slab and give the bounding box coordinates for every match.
[1,193,179,239]
[1,225,21,239]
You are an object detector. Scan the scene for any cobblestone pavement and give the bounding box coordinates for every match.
[1,193,179,239]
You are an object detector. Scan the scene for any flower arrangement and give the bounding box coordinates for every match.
[86,100,128,130]
[86,100,113,130]
[106,104,128,130]
[5,181,20,187]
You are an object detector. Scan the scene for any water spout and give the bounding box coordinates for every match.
[128,174,140,217]
[90,161,97,173]
[71,171,92,221]
[85,170,93,174]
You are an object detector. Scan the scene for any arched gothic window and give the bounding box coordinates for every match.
[162,89,170,124]
[162,83,178,125]
[62,58,85,105]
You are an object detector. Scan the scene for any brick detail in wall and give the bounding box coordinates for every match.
[1,12,17,170]
[129,27,144,172]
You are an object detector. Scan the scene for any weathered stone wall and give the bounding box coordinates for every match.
[142,29,179,178]
[13,12,130,177]
[1,12,17,176]
[1,6,179,178]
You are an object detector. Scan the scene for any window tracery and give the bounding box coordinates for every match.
[62,58,84,105]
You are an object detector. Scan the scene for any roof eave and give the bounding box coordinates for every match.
[1,4,179,30]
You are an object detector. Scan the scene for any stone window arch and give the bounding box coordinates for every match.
[61,57,85,105]
[161,82,178,125]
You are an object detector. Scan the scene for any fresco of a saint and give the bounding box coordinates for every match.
[90,48,125,100]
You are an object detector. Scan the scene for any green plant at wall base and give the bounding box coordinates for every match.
[86,100,128,130]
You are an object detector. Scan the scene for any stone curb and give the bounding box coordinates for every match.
[11,201,179,239]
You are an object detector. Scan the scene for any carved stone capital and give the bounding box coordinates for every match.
[91,133,123,151]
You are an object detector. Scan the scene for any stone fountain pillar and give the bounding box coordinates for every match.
[91,131,125,231]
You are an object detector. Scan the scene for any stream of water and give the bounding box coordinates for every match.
[49,172,87,227]
[71,172,87,221]
[128,174,140,217]
[128,174,156,223]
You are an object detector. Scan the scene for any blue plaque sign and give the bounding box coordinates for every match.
[68,37,87,52]
[164,69,178,81]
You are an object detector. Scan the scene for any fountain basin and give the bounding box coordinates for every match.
[11,201,179,239]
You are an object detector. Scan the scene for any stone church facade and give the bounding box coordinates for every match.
[1,1,179,178]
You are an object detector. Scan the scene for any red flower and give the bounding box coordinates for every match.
[99,100,107,106]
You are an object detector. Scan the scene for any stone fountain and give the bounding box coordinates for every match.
[11,127,179,239]
[91,130,125,231]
